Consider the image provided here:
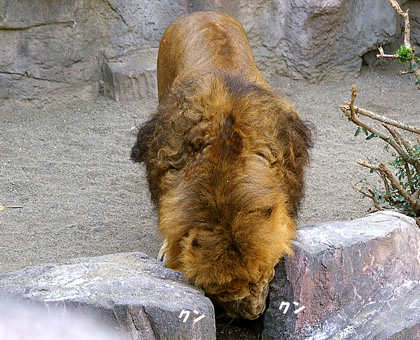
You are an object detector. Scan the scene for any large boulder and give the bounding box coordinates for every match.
[263,211,420,339]
[0,252,216,340]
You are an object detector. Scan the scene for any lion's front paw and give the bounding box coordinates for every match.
[157,239,168,265]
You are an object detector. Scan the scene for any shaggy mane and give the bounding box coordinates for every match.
[132,73,312,214]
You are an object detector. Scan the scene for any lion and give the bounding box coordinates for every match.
[131,11,312,320]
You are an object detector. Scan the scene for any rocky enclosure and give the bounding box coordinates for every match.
[1,0,419,108]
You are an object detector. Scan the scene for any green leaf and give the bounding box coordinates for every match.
[375,133,390,142]
[366,133,376,140]
[362,127,369,136]
[412,63,419,71]
[396,44,413,63]
[354,127,361,137]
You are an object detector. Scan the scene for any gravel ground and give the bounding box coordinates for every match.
[0,61,418,338]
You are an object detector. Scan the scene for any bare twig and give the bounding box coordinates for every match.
[341,106,409,163]
[385,124,413,150]
[379,162,419,214]
[356,159,419,214]
[356,159,394,196]
[404,162,415,194]
[400,69,414,75]
[353,108,420,135]
[382,124,403,147]
[353,185,384,211]
[376,46,399,59]
[341,85,420,174]
[341,99,420,135]
[357,159,380,171]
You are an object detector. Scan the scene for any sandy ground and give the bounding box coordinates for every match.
[0,61,418,337]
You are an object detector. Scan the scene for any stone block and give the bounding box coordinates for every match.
[103,49,158,101]
[263,211,420,339]
[0,252,216,340]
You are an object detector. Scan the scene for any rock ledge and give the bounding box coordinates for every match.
[0,252,216,340]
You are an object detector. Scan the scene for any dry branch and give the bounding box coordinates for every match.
[340,89,411,162]
[387,0,411,48]
[378,162,418,213]
[340,85,420,174]
[355,108,420,135]
[376,46,399,59]
[353,185,383,211]
[357,159,380,171]
[341,84,420,226]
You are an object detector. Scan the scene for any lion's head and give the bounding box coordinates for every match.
[155,103,299,318]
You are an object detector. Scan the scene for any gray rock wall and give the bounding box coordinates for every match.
[190,0,406,80]
[0,0,417,109]
[0,0,187,109]
[410,1,420,46]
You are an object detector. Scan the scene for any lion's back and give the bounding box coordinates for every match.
[157,11,265,101]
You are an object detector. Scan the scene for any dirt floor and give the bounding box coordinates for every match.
[0,61,418,338]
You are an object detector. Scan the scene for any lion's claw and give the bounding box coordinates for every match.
[157,239,168,264]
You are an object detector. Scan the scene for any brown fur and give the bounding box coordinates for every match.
[131,12,312,320]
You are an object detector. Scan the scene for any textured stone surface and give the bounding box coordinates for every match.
[0,0,186,109]
[409,0,420,46]
[263,211,420,339]
[103,49,158,101]
[0,252,216,340]
[190,0,407,81]
[1,0,416,107]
